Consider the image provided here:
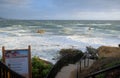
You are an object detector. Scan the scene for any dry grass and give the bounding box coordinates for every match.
[98,46,120,58]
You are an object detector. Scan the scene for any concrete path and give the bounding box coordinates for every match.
[55,59,95,78]
[55,64,77,78]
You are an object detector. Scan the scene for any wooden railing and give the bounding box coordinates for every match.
[76,53,90,78]
[76,52,96,78]
[0,61,25,78]
[85,64,120,78]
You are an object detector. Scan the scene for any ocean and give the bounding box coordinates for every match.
[0,20,120,63]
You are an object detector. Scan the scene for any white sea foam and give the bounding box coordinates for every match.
[72,23,112,26]
[88,23,112,26]
[0,36,83,63]
[0,34,119,63]
[67,35,119,47]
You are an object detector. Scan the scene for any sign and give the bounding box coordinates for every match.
[2,46,32,78]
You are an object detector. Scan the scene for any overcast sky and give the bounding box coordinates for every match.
[0,0,120,20]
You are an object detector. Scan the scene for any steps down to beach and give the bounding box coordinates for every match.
[55,64,77,78]
[55,59,95,78]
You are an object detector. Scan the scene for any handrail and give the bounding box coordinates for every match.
[76,52,96,78]
[79,53,89,72]
[76,52,89,78]
[0,61,25,78]
[46,52,83,78]
[85,64,120,78]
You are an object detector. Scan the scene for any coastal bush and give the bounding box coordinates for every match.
[86,46,98,59]
[32,56,52,78]
[58,48,84,65]
[96,73,105,78]
[95,59,120,78]
[104,59,120,68]
[86,57,120,78]
[59,48,83,57]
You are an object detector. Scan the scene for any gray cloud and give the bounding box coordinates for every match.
[0,0,31,8]
[52,0,120,12]
[0,0,120,19]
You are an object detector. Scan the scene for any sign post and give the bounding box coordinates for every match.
[2,45,32,78]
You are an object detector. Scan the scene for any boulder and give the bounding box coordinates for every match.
[37,29,45,34]
[97,46,120,58]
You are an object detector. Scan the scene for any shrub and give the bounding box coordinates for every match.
[59,48,83,57]
[32,56,52,78]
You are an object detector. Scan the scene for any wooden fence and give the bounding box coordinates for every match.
[0,61,25,78]
[76,52,95,78]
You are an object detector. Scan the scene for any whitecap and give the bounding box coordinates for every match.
[88,23,112,26]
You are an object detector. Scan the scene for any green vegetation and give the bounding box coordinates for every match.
[93,58,120,78]
[32,56,52,78]
[96,73,105,78]
[59,48,83,57]
[104,59,120,68]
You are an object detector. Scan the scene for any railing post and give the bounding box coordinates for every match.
[79,59,81,73]
[84,58,85,68]
[3,68,5,78]
[2,46,5,63]
[0,68,1,77]
[76,63,79,78]
[92,75,95,78]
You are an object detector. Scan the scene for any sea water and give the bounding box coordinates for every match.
[0,20,120,63]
